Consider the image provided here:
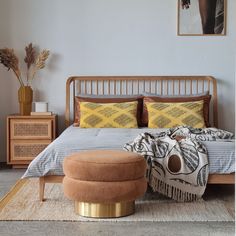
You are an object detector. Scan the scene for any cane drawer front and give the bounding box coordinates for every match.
[10,119,52,140]
[10,140,51,161]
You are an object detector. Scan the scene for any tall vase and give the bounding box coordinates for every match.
[18,86,33,115]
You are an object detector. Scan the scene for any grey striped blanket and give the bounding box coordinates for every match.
[124,126,233,202]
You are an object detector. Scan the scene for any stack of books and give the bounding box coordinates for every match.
[30,112,52,116]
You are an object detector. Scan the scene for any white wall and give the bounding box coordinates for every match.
[0,0,235,162]
[0,0,18,163]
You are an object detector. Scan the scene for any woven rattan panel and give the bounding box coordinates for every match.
[14,123,49,137]
[14,144,48,158]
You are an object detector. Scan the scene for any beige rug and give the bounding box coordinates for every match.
[0,179,234,222]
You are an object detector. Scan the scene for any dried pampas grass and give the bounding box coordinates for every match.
[35,50,50,70]
[0,43,50,86]
[31,50,50,80]
[24,43,35,69]
[0,48,24,86]
[24,43,36,83]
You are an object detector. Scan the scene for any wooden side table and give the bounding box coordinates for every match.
[7,114,57,168]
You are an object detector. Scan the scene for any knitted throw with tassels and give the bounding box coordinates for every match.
[124,126,233,202]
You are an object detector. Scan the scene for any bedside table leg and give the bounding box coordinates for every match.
[39,177,45,201]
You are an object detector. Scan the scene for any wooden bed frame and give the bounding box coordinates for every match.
[39,76,235,201]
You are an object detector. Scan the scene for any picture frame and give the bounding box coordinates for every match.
[177,0,227,36]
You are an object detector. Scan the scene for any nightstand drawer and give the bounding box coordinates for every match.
[10,140,51,161]
[10,119,52,139]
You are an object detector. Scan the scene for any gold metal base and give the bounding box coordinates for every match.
[75,201,135,218]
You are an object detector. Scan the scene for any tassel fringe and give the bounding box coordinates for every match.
[150,176,198,202]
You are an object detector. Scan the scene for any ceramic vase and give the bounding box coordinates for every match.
[18,86,33,115]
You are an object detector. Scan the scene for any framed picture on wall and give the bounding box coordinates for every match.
[177,0,227,36]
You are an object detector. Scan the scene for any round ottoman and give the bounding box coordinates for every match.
[63,150,147,218]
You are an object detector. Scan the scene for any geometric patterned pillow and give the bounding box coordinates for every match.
[142,94,211,127]
[74,95,143,127]
[146,101,206,128]
[79,101,138,128]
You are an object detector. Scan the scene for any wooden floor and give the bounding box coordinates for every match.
[0,168,235,236]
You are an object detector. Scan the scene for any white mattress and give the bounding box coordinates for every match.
[22,126,235,178]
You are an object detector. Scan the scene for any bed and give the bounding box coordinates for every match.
[22,76,235,201]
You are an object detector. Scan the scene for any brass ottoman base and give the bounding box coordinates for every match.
[75,201,135,218]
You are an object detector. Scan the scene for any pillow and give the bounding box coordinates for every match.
[142,91,209,97]
[142,94,211,127]
[74,95,143,126]
[77,94,141,98]
[146,101,206,128]
[79,101,138,128]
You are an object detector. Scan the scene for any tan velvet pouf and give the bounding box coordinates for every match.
[63,150,147,218]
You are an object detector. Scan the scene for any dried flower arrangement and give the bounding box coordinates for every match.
[0,43,50,86]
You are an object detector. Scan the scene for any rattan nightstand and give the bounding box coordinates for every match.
[7,114,57,168]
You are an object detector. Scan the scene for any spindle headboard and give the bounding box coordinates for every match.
[65,76,218,127]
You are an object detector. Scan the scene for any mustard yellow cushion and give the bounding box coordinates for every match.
[79,101,138,128]
[146,101,206,128]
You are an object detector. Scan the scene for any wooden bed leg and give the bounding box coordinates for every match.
[39,177,45,202]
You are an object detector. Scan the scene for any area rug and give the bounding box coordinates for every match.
[0,179,234,222]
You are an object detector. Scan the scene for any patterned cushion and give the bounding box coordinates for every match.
[79,101,138,128]
[143,94,211,127]
[74,96,143,127]
[146,101,206,128]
